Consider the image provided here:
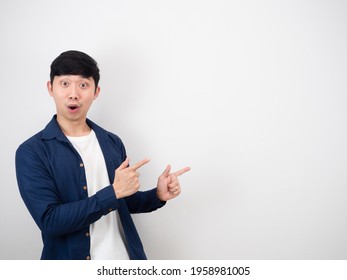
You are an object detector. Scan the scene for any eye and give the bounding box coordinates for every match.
[79,82,88,89]
[61,81,69,87]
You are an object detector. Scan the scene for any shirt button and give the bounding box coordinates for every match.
[108,208,113,212]
[83,186,87,191]
[86,256,91,260]
[80,163,84,167]
[85,232,90,237]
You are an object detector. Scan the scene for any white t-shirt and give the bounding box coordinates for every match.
[67,130,129,260]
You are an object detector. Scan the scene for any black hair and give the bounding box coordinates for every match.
[50,50,100,88]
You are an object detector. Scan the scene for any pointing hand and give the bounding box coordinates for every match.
[156,165,191,202]
[113,157,150,199]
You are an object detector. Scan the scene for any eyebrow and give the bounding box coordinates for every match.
[56,76,93,81]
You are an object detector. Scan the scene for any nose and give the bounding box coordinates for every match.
[69,95,78,100]
[68,85,79,100]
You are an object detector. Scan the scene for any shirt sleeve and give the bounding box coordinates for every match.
[124,188,166,214]
[15,143,120,238]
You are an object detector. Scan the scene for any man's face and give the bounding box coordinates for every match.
[47,75,100,123]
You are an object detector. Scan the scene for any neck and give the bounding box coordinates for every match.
[56,115,91,137]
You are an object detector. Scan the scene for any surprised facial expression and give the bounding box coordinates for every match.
[47,75,100,123]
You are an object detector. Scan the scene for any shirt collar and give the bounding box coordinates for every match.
[41,115,109,142]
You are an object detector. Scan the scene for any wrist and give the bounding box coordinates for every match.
[113,182,123,199]
[156,189,165,202]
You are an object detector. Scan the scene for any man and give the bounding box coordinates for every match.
[15,50,190,260]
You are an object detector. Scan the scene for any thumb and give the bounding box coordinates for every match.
[117,157,129,170]
[161,164,171,177]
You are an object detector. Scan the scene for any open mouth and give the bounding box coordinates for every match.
[67,104,80,112]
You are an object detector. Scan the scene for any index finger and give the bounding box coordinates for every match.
[174,167,191,177]
[129,158,150,171]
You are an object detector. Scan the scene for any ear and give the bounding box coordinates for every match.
[47,81,53,97]
[93,86,100,100]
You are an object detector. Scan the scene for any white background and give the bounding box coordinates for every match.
[0,0,346,260]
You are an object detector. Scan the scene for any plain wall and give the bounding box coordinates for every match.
[1,0,346,259]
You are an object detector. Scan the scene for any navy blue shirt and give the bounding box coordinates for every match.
[15,115,165,260]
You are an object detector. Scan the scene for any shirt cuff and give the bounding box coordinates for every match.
[95,185,120,214]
